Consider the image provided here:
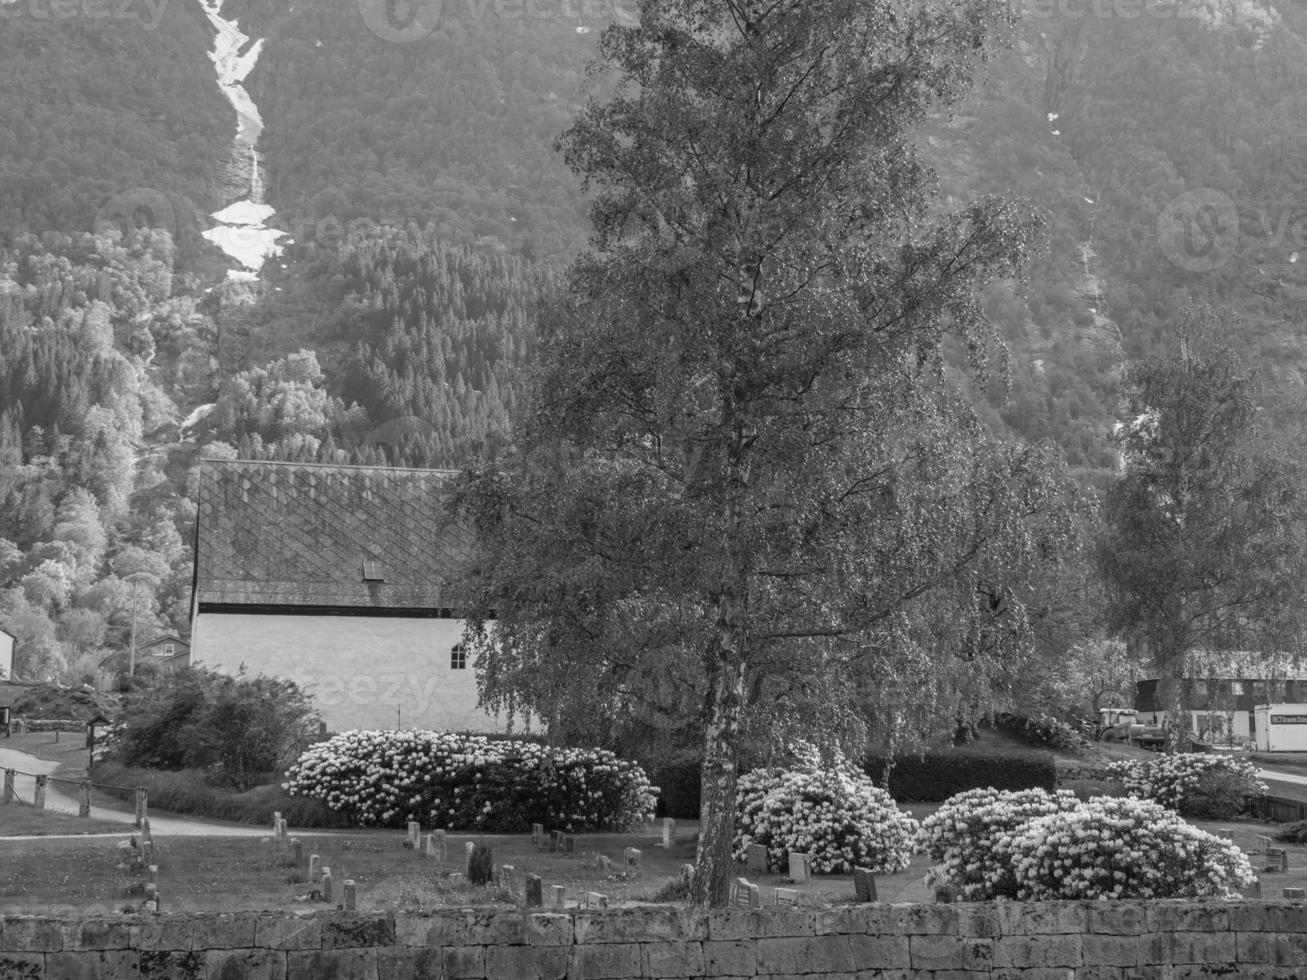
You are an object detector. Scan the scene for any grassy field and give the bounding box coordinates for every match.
[0,805,134,837]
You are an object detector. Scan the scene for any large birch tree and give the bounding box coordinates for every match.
[456,0,1080,906]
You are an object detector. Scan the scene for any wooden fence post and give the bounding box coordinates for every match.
[79,780,91,818]
[2,770,13,803]
[34,775,47,809]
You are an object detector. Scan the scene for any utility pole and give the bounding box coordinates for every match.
[129,577,139,677]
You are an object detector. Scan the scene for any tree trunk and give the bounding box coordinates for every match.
[692,652,748,907]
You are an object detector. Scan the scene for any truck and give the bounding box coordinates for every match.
[1253,703,1307,752]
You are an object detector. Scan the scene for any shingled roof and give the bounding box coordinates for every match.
[193,459,473,612]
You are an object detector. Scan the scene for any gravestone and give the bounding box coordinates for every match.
[746,843,768,874]
[787,852,811,885]
[853,867,878,903]
[662,818,676,849]
[564,835,576,854]
[596,855,612,872]
[532,823,544,847]
[525,874,543,908]
[679,864,695,884]
[321,868,333,903]
[731,877,760,908]
[308,855,321,883]
[1285,887,1306,900]
[774,887,800,907]
[551,885,566,909]
[500,865,515,883]
[343,880,357,911]
[584,892,609,909]
[292,838,304,866]
[550,830,561,853]
[408,821,421,848]
[623,847,642,873]
[1251,878,1263,899]
[1266,847,1289,873]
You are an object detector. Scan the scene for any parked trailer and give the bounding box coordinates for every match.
[1253,703,1307,752]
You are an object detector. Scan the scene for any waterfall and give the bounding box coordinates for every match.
[198,0,285,281]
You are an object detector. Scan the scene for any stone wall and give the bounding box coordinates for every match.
[3,901,1307,979]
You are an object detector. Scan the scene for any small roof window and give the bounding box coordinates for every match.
[362,560,385,582]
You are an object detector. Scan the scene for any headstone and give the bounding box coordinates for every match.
[585,892,609,909]
[550,830,561,853]
[774,887,800,907]
[679,864,695,884]
[532,823,544,847]
[292,838,304,866]
[731,877,761,908]
[550,885,566,909]
[343,880,357,911]
[1251,878,1263,899]
[1284,887,1306,900]
[500,865,515,883]
[935,884,956,904]
[408,821,421,848]
[853,867,878,903]
[596,855,612,872]
[746,843,768,874]
[1266,847,1289,874]
[309,855,321,882]
[564,835,575,854]
[623,847,642,872]
[662,818,676,849]
[2,770,13,804]
[320,868,333,903]
[273,811,283,834]
[525,874,543,908]
[787,852,811,885]
[465,841,476,868]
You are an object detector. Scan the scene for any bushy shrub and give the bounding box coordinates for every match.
[1104,753,1266,818]
[992,712,1090,754]
[1275,820,1307,844]
[642,751,702,819]
[109,667,319,791]
[917,788,1081,899]
[733,766,918,875]
[283,730,656,832]
[1060,778,1128,802]
[865,750,1056,801]
[1000,797,1254,900]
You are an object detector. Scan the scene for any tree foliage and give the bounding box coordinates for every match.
[457,0,1081,906]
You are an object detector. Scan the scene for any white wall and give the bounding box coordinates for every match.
[192,612,514,733]
[0,628,12,680]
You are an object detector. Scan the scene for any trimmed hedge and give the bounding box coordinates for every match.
[863,749,1057,801]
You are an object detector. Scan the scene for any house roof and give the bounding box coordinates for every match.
[194,459,474,612]
[140,634,188,650]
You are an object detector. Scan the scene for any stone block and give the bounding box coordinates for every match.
[1230,903,1307,933]
[1080,933,1143,967]
[443,944,486,979]
[574,908,707,944]
[845,933,912,971]
[191,914,258,950]
[484,944,568,980]
[909,935,993,972]
[0,953,46,979]
[133,918,194,952]
[1147,930,1242,966]
[394,911,474,947]
[757,935,855,975]
[1148,901,1230,934]
[643,941,705,977]
[1003,901,1089,935]
[1265,932,1307,967]
[320,914,395,949]
[702,940,755,976]
[707,909,815,941]
[1089,904,1153,936]
[254,915,322,951]
[41,951,141,980]
[374,947,441,980]
[567,942,643,980]
[205,948,288,980]
[887,904,958,936]
[811,905,896,937]
[955,904,1004,938]
[1237,931,1271,964]
[285,948,379,980]
[0,917,63,952]
[63,918,133,951]
[992,934,1083,969]
[139,949,207,980]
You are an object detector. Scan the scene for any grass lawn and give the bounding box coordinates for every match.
[0,804,133,837]
[1,729,96,777]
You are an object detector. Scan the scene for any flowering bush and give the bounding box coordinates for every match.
[917,788,1081,899]
[1104,753,1266,818]
[1000,796,1254,899]
[283,730,657,831]
[993,712,1091,753]
[733,766,918,875]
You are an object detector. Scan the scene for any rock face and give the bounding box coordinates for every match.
[2,900,1304,978]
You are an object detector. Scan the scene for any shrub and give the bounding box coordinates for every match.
[917,788,1081,900]
[1104,753,1266,818]
[1000,796,1254,900]
[467,843,494,886]
[1060,778,1128,802]
[865,750,1056,801]
[283,730,656,831]
[1275,820,1307,844]
[992,712,1091,754]
[733,766,918,875]
[110,667,319,791]
[642,751,702,819]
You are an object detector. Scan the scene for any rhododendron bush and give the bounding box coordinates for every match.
[1000,797,1254,899]
[1104,753,1266,818]
[733,766,918,875]
[921,789,1253,900]
[918,787,1080,899]
[283,730,656,831]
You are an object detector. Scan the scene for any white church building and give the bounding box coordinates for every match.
[189,458,510,734]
